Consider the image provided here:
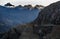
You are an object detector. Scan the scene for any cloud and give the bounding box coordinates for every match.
[0,0,59,6]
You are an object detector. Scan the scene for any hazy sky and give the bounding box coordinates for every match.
[0,0,59,6]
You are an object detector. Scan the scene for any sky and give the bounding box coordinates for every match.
[0,0,59,6]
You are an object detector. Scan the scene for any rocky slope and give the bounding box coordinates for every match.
[33,1,60,25]
[32,1,60,39]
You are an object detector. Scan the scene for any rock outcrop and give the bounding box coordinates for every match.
[33,1,60,25]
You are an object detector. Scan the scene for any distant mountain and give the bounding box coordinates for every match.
[0,5,40,33]
[4,3,14,8]
[34,5,44,9]
[4,3,44,9]
[24,5,33,9]
[4,3,14,6]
